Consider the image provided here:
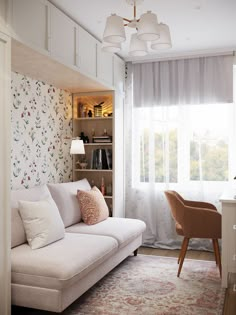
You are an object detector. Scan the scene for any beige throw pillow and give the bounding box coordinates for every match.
[77,186,109,225]
[18,197,65,249]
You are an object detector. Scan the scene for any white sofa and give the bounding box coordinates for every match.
[11,179,146,312]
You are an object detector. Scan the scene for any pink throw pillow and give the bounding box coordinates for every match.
[77,186,109,225]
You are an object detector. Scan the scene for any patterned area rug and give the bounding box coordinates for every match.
[12,255,225,315]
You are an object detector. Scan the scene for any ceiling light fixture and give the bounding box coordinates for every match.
[102,0,172,57]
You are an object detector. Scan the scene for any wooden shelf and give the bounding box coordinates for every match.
[75,117,113,121]
[84,143,112,146]
[74,169,113,172]
[104,196,113,199]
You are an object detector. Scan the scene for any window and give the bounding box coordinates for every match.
[133,103,234,185]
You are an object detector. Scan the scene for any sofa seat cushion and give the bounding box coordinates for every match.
[11,233,118,290]
[66,217,146,248]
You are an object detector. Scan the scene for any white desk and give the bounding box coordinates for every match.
[220,190,236,288]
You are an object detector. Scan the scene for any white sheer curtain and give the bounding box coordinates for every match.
[125,56,235,250]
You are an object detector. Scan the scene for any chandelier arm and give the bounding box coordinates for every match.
[123,17,132,22]
[134,3,136,19]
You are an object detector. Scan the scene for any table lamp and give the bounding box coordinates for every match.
[70,139,87,169]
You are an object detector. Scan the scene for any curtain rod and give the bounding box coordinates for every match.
[131,50,235,64]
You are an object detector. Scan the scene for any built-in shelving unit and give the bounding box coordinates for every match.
[72,91,114,215]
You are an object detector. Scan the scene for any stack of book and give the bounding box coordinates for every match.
[90,149,112,170]
[92,136,112,143]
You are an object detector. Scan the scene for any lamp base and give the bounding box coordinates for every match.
[125,0,143,6]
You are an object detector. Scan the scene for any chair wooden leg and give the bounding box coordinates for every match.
[212,239,218,266]
[214,239,221,277]
[178,239,185,264]
[177,237,189,277]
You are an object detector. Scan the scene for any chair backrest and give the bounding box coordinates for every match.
[169,190,185,204]
[164,190,185,226]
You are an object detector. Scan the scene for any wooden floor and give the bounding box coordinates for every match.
[139,246,215,260]
[139,246,235,315]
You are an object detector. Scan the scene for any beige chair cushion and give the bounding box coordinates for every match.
[47,179,91,227]
[11,233,118,290]
[11,185,52,248]
[66,217,146,248]
[77,186,109,225]
[18,197,65,249]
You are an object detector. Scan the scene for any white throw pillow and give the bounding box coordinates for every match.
[18,197,65,249]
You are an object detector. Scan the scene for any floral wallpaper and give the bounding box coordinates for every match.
[11,72,73,189]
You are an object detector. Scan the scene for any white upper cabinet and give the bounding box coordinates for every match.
[97,42,114,87]
[10,1,117,89]
[113,55,125,94]
[77,26,97,78]
[11,0,50,54]
[50,3,77,67]
[0,0,9,35]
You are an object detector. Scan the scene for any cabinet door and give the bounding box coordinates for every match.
[11,0,50,54]
[113,55,125,93]
[50,3,77,67]
[97,42,113,87]
[77,26,97,78]
[0,0,9,35]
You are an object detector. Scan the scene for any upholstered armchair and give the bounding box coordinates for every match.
[164,190,221,277]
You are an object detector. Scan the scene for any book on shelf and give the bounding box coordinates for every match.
[92,136,112,143]
[105,149,112,170]
[90,148,112,170]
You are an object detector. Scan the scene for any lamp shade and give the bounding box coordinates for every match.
[137,11,160,41]
[129,33,148,57]
[103,14,126,43]
[102,40,121,53]
[151,23,172,50]
[70,139,85,155]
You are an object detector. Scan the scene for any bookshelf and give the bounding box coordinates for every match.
[72,91,114,215]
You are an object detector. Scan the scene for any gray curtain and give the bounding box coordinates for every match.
[133,55,233,107]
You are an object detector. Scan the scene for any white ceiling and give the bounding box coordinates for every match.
[50,0,236,62]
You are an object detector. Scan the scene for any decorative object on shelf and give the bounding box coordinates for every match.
[76,160,88,169]
[106,183,112,196]
[84,136,89,143]
[94,101,104,117]
[80,132,86,142]
[108,112,113,117]
[77,102,84,118]
[103,112,108,117]
[80,132,89,143]
[102,0,172,56]
[101,177,105,195]
[84,107,88,117]
[88,110,93,117]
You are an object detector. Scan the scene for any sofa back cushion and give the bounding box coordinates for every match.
[11,185,52,248]
[18,197,65,249]
[47,179,91,227]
